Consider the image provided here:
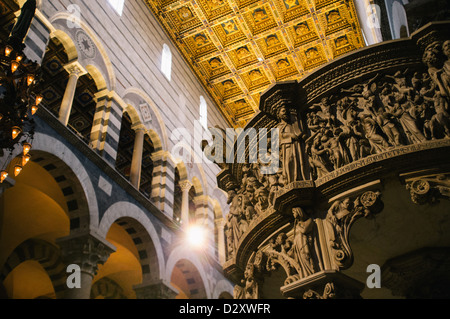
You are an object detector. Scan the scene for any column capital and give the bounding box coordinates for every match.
[134,280,178,299]
[56,233,116,277]
[131,123,147,133]
[179,180,193,192]
[63,60,87,78]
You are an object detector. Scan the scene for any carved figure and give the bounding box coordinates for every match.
[423,41,450,98]
[255,187,270,214]
[443,40,450,90]
[288,208,324,278]
[276,106,309,183]
[243,264,259,299]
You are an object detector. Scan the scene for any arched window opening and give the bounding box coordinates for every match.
[199,96,208,129]
[161,44,172,81]
[40,37,97,144]
[108,0,125,16]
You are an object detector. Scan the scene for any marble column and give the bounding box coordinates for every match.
[56,233,115,299]
[130,126,146,189]
[179,180,193,227]
[216,218,226,264]
[58,62,87,126]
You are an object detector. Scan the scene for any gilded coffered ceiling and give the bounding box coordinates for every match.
[144,0,365,127]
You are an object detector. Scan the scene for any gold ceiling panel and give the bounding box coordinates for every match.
[289,19,320,47]
[242,5,278,36]
[144,0,364,127]
[196,0,233,22]
[268,55,299,81]
[240,67,271,92]
[214,79,244,100]
[298,44,328,70]
[213,19,247,47]
[256,32,289,59]
[274,0,309,24]
[200,56,232,80]
[227,45,259,70]
[165,5,202,34]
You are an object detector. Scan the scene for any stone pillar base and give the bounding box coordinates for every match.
[281,270,365,299]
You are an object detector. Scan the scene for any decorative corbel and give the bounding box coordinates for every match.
[326,190,384,269]
[406,174,450,205]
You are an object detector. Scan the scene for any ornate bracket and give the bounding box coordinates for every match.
[406,174,450,205]
[326,191,384,269]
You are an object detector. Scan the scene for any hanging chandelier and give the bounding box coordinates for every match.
[0,0,42,183]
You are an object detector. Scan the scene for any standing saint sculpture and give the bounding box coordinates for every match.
[276,105,310,184]
[288,207,324,278]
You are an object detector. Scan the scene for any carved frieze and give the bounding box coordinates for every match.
[212,24,450,299]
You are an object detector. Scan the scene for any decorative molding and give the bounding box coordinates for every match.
[56,233,115,277]
[406,174,450,205]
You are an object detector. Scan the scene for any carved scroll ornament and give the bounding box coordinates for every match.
[326,191,384,269]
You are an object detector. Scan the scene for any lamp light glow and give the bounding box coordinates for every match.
[27,74,35,86]
[14,165,23,177]
[5,45,12,57]
[22,154,31,166]
[31,105,38,115]
[22,142,32,155]
[36,95,43,105]
[12,126,22,139]
[11,61,19,73]
[186,225,206,249]
[0,171,8,183]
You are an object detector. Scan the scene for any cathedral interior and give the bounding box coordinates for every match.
[0,0,449,300]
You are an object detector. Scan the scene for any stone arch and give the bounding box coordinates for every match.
[31,133,99,230]
[165,246,211,299]
[91,276,127,299]
[116,105,159,197]
[48,13,115,91]
[175,160,189,182]
[208,197,223,221]
[85,64,108,91]
[212,280,235,299]
[25,150,92,233]
[122,88,168,152]
[0,238,66,299]
[98,202,165,284]
[49,29,78,62]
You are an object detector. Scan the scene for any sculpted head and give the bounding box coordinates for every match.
[443,40,450,59]
[277,106,291,123]
[422,42,443,67]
